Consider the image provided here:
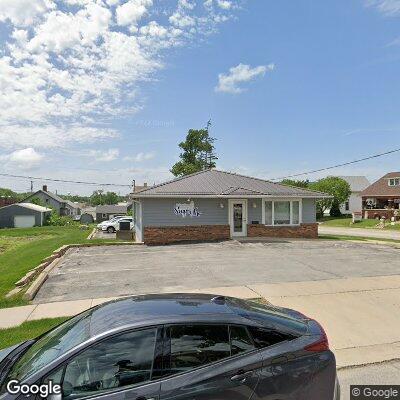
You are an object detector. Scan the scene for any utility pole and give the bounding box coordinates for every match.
[132,179,136,193]
[30,180,33,192]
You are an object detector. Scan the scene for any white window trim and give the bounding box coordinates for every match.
[388,178,400,187]
[261,198,302,226]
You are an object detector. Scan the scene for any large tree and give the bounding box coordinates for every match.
[309,176,351,218]
[90,191,120,206]
[280,179,310,189]
[171,122,217,177]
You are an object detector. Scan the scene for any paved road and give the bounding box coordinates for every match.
[34,239,400,303]
[319,225,400,240]
[338,361,400,400]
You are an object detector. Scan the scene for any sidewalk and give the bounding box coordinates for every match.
[319,225,400,240]
[1,276,400,369]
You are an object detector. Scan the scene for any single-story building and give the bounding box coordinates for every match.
[361,172,400,219]
[132,169,330,245]
[338,176,370,215]
[95,203,132,222]
[0,203,52,228]
[22,185,81,216]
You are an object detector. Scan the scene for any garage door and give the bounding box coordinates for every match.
[14,215,36,228]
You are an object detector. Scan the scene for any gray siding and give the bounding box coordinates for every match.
[0,205,49,228]
[302,198,316,223]
[24,192,62,214]
[142,198,229,227]
[247,199,262,224]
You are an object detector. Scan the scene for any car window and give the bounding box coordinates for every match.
[248,326,294,349]
[167,325,230,375]
[61,328,157,399]
[230,326,255,356]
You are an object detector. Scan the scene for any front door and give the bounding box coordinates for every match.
[229,200,247,237]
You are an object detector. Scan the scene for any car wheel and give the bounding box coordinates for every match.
[107,226,115,233]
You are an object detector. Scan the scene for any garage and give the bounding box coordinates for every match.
[14,215,36,228]
[0,203,52,228]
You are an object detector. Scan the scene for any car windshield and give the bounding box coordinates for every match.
[6,309,93,383]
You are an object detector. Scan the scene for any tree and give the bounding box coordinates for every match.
[280,179,310,189]
[309,177,351,218]
[90,190,120,206]
[171,122,217,177]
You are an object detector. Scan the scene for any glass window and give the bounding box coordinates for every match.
[169,325,230,374]
[230,326,255,356]
[274,201,290,225]
[265,201,272,225]
[62,329,156,399]
[292,201,300,224]
[248,327,294,349]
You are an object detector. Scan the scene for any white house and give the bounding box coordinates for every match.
[338,176,370,215]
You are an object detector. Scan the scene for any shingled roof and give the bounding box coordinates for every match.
[133,169,330,198]
[360,172,400,197]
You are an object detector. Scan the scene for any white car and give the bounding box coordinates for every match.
[96,215,125,230]
[102,216,134,233]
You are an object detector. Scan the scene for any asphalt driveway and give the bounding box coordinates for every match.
[33,239,400,303]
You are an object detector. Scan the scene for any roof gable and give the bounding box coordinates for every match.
[134,169,329,198]
[23,190,66,204]
[360,172,400,197]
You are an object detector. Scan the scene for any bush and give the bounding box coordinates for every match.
[329,201,342,217]
[45,211,78,226]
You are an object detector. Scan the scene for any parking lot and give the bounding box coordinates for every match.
[34,239,400,303]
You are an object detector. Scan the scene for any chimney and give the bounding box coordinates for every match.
[42,185,48,192]
[144,182,148,187]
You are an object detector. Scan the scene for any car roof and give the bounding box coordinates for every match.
[86,293,236,336]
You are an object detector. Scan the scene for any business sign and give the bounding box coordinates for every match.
[174,201,202,218]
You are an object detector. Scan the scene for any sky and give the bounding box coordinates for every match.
[0,0,400,195]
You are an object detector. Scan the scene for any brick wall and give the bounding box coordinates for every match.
[247,223,318,239]
[144,225,230,245]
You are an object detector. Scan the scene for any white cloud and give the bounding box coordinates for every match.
[88,148,120,162]
[366,0,400,15]
[123,151,155,162]
[0,0,54,27]
[217,0,232,10]
[116,0,152,26]
[215,63,274,94]
[0,0,240,170]
[0,147,44,170]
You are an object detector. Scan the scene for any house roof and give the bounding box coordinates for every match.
[338,176,370,192]
[65,200,80,209]
[360,172,400,197]
[0,202,52,212]
[133,169,331,198]
[23,189,65,204]
[95,204,130,214]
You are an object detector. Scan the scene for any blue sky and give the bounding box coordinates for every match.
[0,0,399,195]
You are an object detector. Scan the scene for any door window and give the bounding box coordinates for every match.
[167,325,230,375]
[233,203,243,232]
[229,326,255,356]
[61,328,157,399]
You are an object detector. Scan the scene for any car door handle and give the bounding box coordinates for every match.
[231,370,252,384]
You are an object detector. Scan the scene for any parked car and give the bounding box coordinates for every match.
[96,215,125,230]
[0,294,340,400]
[101,216,133,233]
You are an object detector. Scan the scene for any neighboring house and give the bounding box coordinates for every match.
[0,203,52,228]
[338,176,370,215]
[22,185,81,216]
[360,172,400,219]
[95,204,132,222]
[132,169,331,245]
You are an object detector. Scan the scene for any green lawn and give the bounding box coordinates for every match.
[0,226,112,309]
[319,216,400,230]
[0,318,68,349]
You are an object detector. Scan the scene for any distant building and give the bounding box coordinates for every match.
[338,176,370,215]
[360,172,400,219]
[22,185,81,216]
[95,203,132,222]
[0,196,17,208]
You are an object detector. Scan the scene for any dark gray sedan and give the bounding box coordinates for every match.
[0,294,340,400]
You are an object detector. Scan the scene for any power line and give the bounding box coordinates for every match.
[270,147,400,181]
[0,172,132,187]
